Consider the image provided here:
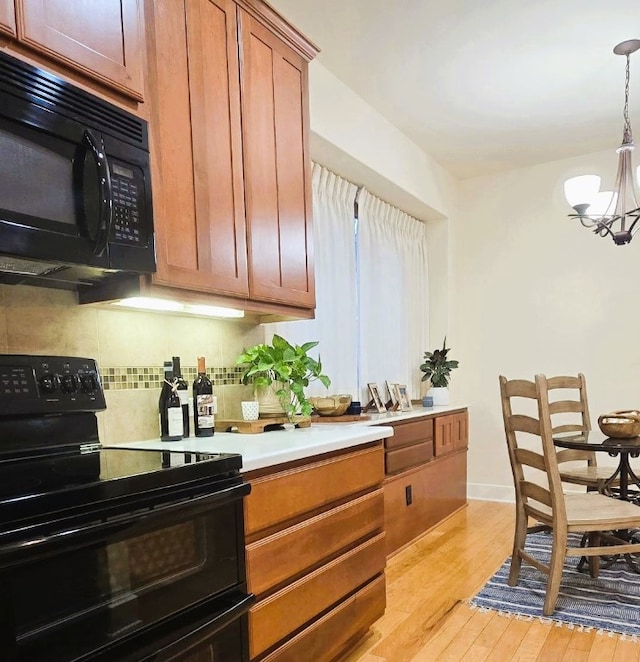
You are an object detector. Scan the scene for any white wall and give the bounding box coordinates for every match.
[453,147,640,499]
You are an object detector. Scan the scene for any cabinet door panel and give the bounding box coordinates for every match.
[434,415,454,456]
[17,0,143,99]
[453,411,468,450]
[0,0,15,36]
[149,0,248,296]
[240,9,314,308]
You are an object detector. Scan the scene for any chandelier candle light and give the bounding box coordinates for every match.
[564,39,640,245]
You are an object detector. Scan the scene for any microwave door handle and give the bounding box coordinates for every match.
[82,129,113,257]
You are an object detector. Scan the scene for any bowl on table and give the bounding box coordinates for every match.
[597,410,640,438]
[309,394,352,417]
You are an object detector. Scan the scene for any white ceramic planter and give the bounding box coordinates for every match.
[255,381,288,417]
[428,386,449,406]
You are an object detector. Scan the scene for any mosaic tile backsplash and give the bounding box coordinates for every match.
[102,366,246,390]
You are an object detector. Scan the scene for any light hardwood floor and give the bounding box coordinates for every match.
[337,500,640,662]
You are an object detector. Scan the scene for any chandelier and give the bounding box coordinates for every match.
[564,39,640,245]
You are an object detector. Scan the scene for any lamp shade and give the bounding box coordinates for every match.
[587,191,617,217]
[564,175,601,208]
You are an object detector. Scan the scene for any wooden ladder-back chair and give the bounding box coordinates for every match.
[499,374,640,615]
[544,373,618,491]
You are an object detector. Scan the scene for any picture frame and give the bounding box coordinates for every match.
[397,384,412,411]
[367,382,387,413]
[385,380,399,409]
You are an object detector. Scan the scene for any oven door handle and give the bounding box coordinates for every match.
[83,129,113,257]
[0,481,250,566]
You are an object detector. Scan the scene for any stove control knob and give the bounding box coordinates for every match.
[60,374,78,394]
[80,374,98,393]
[39,373,58,393]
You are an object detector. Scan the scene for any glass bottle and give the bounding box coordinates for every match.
[193,356,214,437]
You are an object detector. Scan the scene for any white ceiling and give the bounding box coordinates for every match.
[268,0,640,179]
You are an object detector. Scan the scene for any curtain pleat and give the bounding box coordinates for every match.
[357,190,429,402]
[265,164,429,405]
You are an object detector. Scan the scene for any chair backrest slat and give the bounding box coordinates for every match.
[500,374,568,527]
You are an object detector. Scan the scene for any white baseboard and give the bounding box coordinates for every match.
[467,482,514,503]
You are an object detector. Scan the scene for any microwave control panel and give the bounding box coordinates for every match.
[110,162,147,247]
[0,355,106,416]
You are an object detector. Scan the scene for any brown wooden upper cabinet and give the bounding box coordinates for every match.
[146,0,318,312]
[0,0,16,36]
[15,0,144,100]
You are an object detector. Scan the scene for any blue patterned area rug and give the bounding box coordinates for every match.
[469,531,640,638]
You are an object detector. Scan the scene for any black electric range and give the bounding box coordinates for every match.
[0,355,253,662]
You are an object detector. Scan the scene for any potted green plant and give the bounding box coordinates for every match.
[235,334,331,420]
[419,337,459,405]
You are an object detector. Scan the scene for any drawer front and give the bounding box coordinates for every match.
[385,442,433,475]
[260,574,386,662]
[245,445,383,536]
[384,419,434,450]
[246,489,384,596]
[249,533,386,657]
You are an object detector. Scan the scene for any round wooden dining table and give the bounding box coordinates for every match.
[553,431,640,501]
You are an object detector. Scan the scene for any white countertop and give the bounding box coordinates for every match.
[107,404,466,473]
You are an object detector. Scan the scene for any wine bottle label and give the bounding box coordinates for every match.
[177,389,189,405]
[196,394,215,428]
[168,406,183,437]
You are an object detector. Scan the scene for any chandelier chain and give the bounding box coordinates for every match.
[624,53,632,136]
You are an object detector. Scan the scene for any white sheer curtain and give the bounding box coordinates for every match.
[358,190,429,403]
[264,163,359,396]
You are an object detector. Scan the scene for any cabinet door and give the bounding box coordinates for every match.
[434,415,454,456]
[452,411,468,450]
[0,0,16,36]
[148,0,248,297]
[435,411,469,456]
[239,8,315,308]
[17,0,144,99]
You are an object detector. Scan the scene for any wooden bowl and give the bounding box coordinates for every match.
[597,410,640,438]
[309,395,352,417]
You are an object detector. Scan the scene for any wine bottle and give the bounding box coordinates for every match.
[172,356,190,438]
[164,382,183,441]
[193,356,214,437]
[158,360,173,439]
[160,364,183,441]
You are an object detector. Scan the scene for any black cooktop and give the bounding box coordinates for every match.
[0,444,243,531]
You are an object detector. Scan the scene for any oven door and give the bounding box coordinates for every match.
[0,481,250,662]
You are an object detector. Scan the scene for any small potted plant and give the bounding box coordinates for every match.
[419,337,459,406]
[235,334,331,420]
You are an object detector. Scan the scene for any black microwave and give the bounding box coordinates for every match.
[0,50,155,292]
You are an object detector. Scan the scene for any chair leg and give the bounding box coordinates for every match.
[543,528,567,616]
[508,507,528,586]
[587,532,600,579]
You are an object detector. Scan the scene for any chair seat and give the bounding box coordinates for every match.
[560,465,620,487]
[565,492,640,529]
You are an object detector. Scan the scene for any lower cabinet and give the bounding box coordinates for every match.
[384,451,467,555]
[243,443,386,661]
[381,409,468,557]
